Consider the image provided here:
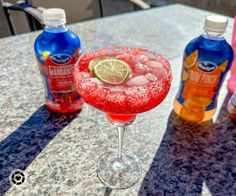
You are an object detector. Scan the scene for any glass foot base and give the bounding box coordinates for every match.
[97,152,141,189]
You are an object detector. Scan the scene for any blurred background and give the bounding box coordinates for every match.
[0,0,236,38]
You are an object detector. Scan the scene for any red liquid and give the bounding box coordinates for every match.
[74,47,172,121]
[46,99,83,113]
[106,113,136,123]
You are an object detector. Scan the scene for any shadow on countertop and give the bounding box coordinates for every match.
[0,105,79,195]
[139,93,236,195]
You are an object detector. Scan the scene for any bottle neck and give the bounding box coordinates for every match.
[44,24,67,33]
[202,31,225,40]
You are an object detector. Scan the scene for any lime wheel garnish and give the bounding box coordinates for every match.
[92,57,131,85]
[89,57,113,71]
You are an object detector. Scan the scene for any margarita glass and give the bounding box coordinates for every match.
[74,46,172,189]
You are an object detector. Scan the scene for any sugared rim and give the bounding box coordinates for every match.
[74,46,172,91]
[77,46,168,65]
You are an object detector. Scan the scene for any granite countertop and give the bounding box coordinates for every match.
[0,4,235,196]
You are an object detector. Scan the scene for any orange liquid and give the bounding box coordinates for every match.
[173,99,216,122]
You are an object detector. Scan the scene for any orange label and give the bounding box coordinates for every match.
[178,49,228,111]
[183,65,221,99]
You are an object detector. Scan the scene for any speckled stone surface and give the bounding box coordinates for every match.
[0,4,235,196]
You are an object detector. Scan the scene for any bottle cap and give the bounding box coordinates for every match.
[43,8,66,26]
[204,15,228,33]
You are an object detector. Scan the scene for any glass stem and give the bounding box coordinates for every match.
[117,126,125,161]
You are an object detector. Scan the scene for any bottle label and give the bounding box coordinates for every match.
[37,48,81,104]
[177,49,229,112]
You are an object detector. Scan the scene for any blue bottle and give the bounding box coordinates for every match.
[174,15,234,122]
[34,8,83,113]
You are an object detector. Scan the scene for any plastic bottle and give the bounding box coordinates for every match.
[227,16,236,93]
[174,15,234,122]
[34,8,83,113]
[227,90,236,120]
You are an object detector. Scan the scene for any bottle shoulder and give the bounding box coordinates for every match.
[185,35,233,55]
[34,28,81,54]
[184,34,234,68]
[36,28,80,41]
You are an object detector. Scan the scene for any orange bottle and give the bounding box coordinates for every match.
[174,16,234,122]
